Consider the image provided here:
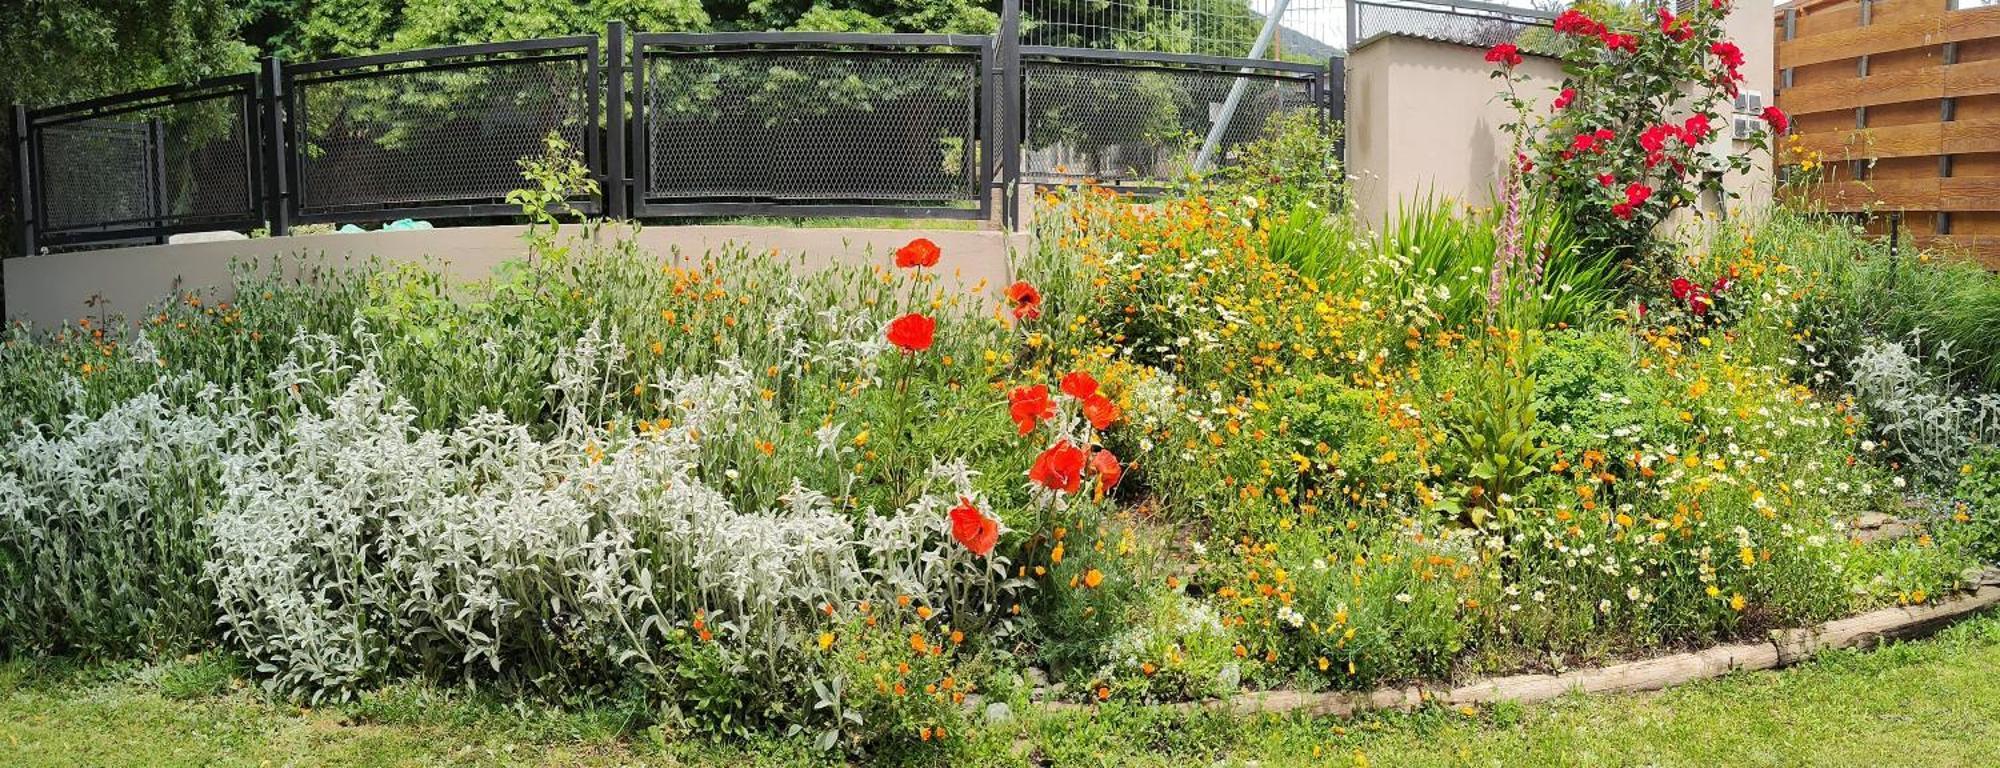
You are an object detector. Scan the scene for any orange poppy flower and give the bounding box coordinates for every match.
[886,313,936,352]
[895,237,941,269]
[1060,371,1099,400]
[1008,384,1055,435]
[1005,281,1042,321]
[949,497,1000,557]
[1082,394,1119,430]
[1029,440,1087,494]
[1090,448,1122,490]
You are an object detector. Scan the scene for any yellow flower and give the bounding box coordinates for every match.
[817,632,835,651]
[1729,593,1746,611]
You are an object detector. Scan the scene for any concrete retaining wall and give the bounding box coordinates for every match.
[1,224,1030,328]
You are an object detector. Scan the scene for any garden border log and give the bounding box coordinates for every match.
[1047,571,2000,718]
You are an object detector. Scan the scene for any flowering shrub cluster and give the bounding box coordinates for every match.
[1489,2,1786,267]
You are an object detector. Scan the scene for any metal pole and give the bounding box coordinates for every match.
[13,105,33,258]
[261,57,291,236]
[999,0,1022,231]
[606,20,628,220]
[1192,0,1293,173]
[1328,54,1345,176]
[148,118,169,244]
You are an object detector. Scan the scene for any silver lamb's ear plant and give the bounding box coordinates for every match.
[0,373,235,656]
[199,328,1013,703]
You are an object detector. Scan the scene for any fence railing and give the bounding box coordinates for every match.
[8,21,1337,255]
[1019,47,1326,185]
[22,74,264,249]
[631,33,994,220]
[283,37,602,225]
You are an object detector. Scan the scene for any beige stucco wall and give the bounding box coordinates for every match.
[2,225,1028,329]
[1345,3,1778,230]
[1345,36,1566,227]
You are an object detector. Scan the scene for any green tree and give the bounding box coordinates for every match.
[0,0,255,108]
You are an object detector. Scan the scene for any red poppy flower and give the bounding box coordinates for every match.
[1009,384,1055,435]
[1761,106,1789,135]
[1029,440,1087,494]
[895,237,941,269]
[1598,173,1616,187]
[1671,277,1695,300]
[1060,371,1099,400]
[1594,128,1615,142]
[1553,88,1575,110]
[1082,394,1120,430]
[1485,43,1524,68]
[1090,448,1123,492]
[1572,133,1598,153]
[1613,202,1635,220]
[1690,290,1712,316]
[1005,280,1042,321]
[949,497,999,557]
[1601,32,1637,53]
[1713,275,1732,292]
[886,313,936,352]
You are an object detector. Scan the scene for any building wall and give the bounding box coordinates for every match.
[1344,35,1565,227]
[1776,0,2000,265]
[1,225,1026,329]
[1346,2,1778,229]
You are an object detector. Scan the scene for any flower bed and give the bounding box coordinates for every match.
[3,7,1999,762]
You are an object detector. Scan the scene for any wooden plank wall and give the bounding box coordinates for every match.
[1776,0,2000,265]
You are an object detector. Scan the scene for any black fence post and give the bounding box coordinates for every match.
[11,105,31,258]
[1328,55,1346,174]
[998,0,1022,231]
[261,57,291,237]
[147,119,169,245]
[605,20,628,220]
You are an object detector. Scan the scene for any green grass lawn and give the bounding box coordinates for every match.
[6,614,2000,767]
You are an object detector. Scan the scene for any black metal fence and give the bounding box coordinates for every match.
[8,20,1339,255]
[1020,48,1325,185]
[632,33,993,219]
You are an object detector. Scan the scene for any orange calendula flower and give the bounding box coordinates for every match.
[1083,568,1105,588]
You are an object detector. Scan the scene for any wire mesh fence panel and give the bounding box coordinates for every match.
[28,78,259,244]
[637,39,987,214]
[287,40,597,221]
[1022,0,1341,60]
[1349,0,1560,53]
[1020,57,1315,185]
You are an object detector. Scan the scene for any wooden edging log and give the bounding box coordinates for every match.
[1047,572,2000,718]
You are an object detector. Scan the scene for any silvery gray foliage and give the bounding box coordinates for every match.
[1849,336,2000,488]
[204,326,1011,701]
[0,376,233,654]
